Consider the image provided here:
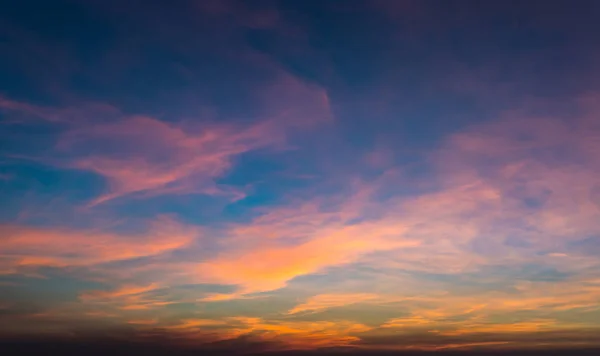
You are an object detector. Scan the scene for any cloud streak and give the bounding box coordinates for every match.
[0,218,195,274]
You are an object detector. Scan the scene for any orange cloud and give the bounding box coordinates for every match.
[164,319,228,330]
[163,316,371,350]
[373,277,600,337]
[193,174,509,296]
[438,319,582,336]
[79,282,188,311]
[80,283,159,301]
[0,217,195,272]
[192,97,600,294]
[172,95,600,350]
[288,293,399,315]
[127,319,158,325]
[197,219,419,293]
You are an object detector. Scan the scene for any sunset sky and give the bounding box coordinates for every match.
[1,0,600,353]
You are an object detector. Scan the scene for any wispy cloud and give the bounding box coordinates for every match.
[63,116,282,206]
[0,217,195,273]
[1,65,331,207]
[287,293,397,315]
[2,94,599,350]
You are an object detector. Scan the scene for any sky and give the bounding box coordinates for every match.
[1,0,600,354]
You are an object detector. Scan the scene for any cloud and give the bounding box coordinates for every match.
[79,283,187,311]
[4,0,600,351]
[61,115,283,206]
[0,217,195,273]
[81,284,160,300]
[287,294,398,315]
[66,74,329,207]
[170,93,600,349]
[127,319,158,325]
[161,316,371,350]
[185,94,600,299]
[189,169,503,294]
[2,88,600,350]
[2,62,331,207]
[196,211,420,293]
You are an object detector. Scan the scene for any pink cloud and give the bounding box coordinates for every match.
[2,62,332,206]
[187,93,600,297]
[58,115,284,206]
[2,87,599,350]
